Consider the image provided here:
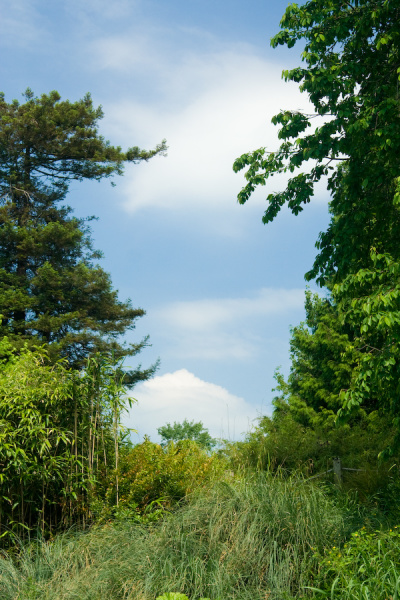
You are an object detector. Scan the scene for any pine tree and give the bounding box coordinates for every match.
[0,89,166,379]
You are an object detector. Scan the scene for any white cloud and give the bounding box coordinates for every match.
[90,35,156,71]
[151,288,305,360]
[159,288,305,330]
[124,368,260,442]
[94,42,326,219]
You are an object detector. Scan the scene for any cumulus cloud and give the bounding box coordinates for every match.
[124,368,260,442]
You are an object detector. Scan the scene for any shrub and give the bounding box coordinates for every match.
[223,411,400,509]
[310,527,400,599]
[92,439,227,522]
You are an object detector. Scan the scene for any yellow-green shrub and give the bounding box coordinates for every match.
[311,527,400,598]
[93,439,227,522]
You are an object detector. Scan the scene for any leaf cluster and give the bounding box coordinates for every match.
[233,0,400,286]
[0,344,135,544]
[312,526,400,598]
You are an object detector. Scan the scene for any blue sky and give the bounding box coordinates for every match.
[1,0,331,442]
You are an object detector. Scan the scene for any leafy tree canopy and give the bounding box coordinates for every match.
[273,291,357,429]
[226,292,396,474]
[233,0,400,287]
[333,250,400,455]
[233,0,400,455]
[157,419,217,451]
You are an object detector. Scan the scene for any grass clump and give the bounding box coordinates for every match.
[0,473,347,600]
[142,474,346,600]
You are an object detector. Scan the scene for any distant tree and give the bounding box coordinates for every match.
[272,291,356,429]
[157,419,217,451]
[0,89,166,380]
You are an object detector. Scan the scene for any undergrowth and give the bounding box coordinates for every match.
[0,472,347,600]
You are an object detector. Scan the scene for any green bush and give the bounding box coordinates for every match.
[311,527,400,599]
[155,594,211,600]
[226,410,395,474]
[92,439,227,522]
[223,410,400,511]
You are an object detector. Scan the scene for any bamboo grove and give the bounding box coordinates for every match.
[0,343,132,543]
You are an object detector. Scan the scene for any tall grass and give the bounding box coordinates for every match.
[141,475,346,600]
[0,473,347,600]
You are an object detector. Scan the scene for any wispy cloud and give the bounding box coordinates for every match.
[125,368,260,442]
[90,35,158,72]
[0,0,46,50]
[66,0,137,21]
[159,288,305,330]
[150,288,305,360]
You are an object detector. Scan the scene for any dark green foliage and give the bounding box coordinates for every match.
[224,291,397,488]
[234,0,400,452]
[333,251,400,455]
[229,409,395,489]
[233,0,400,286]
[276,291,356,425]
[0,89,167,541]
[0,89,166,370]
[157,419,217,451]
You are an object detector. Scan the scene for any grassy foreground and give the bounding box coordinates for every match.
[0,473,398,600]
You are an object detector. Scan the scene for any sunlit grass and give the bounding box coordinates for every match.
[2,472,399,600]
[0,473,347,600]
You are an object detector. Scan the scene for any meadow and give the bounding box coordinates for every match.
[1,463,400,600]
